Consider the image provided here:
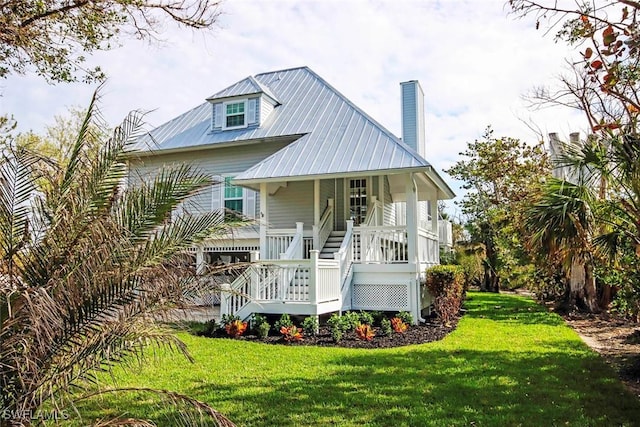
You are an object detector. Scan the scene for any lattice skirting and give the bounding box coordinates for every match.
[351,282,410,311]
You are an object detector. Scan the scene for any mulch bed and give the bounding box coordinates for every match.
[202,319,458,349]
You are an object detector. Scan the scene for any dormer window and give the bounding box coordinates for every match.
[223,99,247,129]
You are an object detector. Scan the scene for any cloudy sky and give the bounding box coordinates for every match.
[0,0,585,215]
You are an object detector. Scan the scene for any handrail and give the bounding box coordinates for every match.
[334,220,354,289]
[363,196,382,226]
[314,199,334,250]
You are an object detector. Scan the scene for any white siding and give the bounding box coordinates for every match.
[335,178,345,230]
[260,99,275,125]
[320,179,333,215]
[268,181,314,229]
[129,141,289,219]
[248,98,258,125]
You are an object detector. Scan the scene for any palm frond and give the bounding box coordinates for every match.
[77,388,236,427]
[114,164,213,243]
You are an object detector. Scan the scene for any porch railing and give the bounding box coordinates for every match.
[363,196,383,226]
[354,225,408,263]
[418,228,440,268]
[220,252,341,319]
[313,199,334,251]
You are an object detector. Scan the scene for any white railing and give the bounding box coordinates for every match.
[281,223,304,260]
[363,196,383,226]
[438,219,453,248]
[355,225,408,263]
[418,228,440,268]
[220,251,343,318]
[315,258,341,303]
[334,220,354,286]
[265,230,295,259]
[335,221,354,310]
[313,199,334,251]
[255,262,310,302]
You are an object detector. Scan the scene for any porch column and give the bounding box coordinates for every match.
[313,179,320,249]
[260,182,268,258]
[195,245,205,274]
[405,173,418,266]
[430,193,438,235]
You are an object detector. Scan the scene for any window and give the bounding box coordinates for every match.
[349,178,367,225]
[224,100,246,129]
[224,177,243,213]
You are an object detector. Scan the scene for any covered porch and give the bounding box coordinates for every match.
[218,170,450,323]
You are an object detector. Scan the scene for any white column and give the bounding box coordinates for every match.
[313,179,320,249]
[260,182,268,258]
[405,173,418,267]
[296,222,304,259]
[196,245,205,274]
[378,175,385,224]
[430,193,438,235]
[309,250,319,305]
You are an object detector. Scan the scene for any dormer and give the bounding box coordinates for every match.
[207,75,280,132]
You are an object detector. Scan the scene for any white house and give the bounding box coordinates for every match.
[130,66,455,323]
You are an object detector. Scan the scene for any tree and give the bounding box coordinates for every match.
[525,178,600,312]
[446,127,550,292]
[0,92,240,426]
[0,0,222,83]
[510,0,640,315]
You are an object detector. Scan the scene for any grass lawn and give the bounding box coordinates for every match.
[73,292,640,426]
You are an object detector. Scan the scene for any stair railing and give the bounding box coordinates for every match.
[334,220,354,300]
[313,199,334,251]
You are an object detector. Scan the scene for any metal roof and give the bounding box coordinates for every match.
[135,66,451,197]
[206,75,280,103]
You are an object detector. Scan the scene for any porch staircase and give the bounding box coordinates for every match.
[320,231,346,259]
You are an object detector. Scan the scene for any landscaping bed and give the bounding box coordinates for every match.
[196,318,458,349]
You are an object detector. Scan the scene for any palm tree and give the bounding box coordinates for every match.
[0,93,238,426]
[524,177,599,313]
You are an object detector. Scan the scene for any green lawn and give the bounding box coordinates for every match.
[73,292,640,426]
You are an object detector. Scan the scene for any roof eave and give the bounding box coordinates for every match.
[233,166,433,187]
[423,167,456,200]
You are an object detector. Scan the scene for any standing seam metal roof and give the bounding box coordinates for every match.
[136,66,432,181]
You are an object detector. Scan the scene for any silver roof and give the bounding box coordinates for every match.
[206,75,280,103]
[136,66,448,192]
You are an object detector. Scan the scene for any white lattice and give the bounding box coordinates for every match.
[351,282,410,311]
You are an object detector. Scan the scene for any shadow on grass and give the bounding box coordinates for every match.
[72,293,640,426]
[184,348,639,426]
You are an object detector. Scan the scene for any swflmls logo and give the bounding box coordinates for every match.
[1,409,70,421]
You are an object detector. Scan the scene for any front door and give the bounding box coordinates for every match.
[349,178,367,225]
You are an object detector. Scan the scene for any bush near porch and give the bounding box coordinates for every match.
[70,292,640,426]
[426,264,466,325]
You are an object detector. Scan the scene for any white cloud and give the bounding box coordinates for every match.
[0,0,589,207]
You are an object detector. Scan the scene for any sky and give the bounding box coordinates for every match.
[0,0,586,217]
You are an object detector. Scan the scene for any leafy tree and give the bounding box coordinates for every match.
[446,127,550,292]
[0,92,240,426]
[0,0,222,83]
[510,0,640,315]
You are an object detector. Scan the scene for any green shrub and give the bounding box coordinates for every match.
[358,311,374,326]
[396,311,413,325]
[380,317,392,336]
[256,321,270,339]
[426,265,465,325]
[302,316,319,336]
[251,313,267,330]
[274,313,293,331]
[327,313,349,342]
[342,311,360,331]
[369,310,385,326]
